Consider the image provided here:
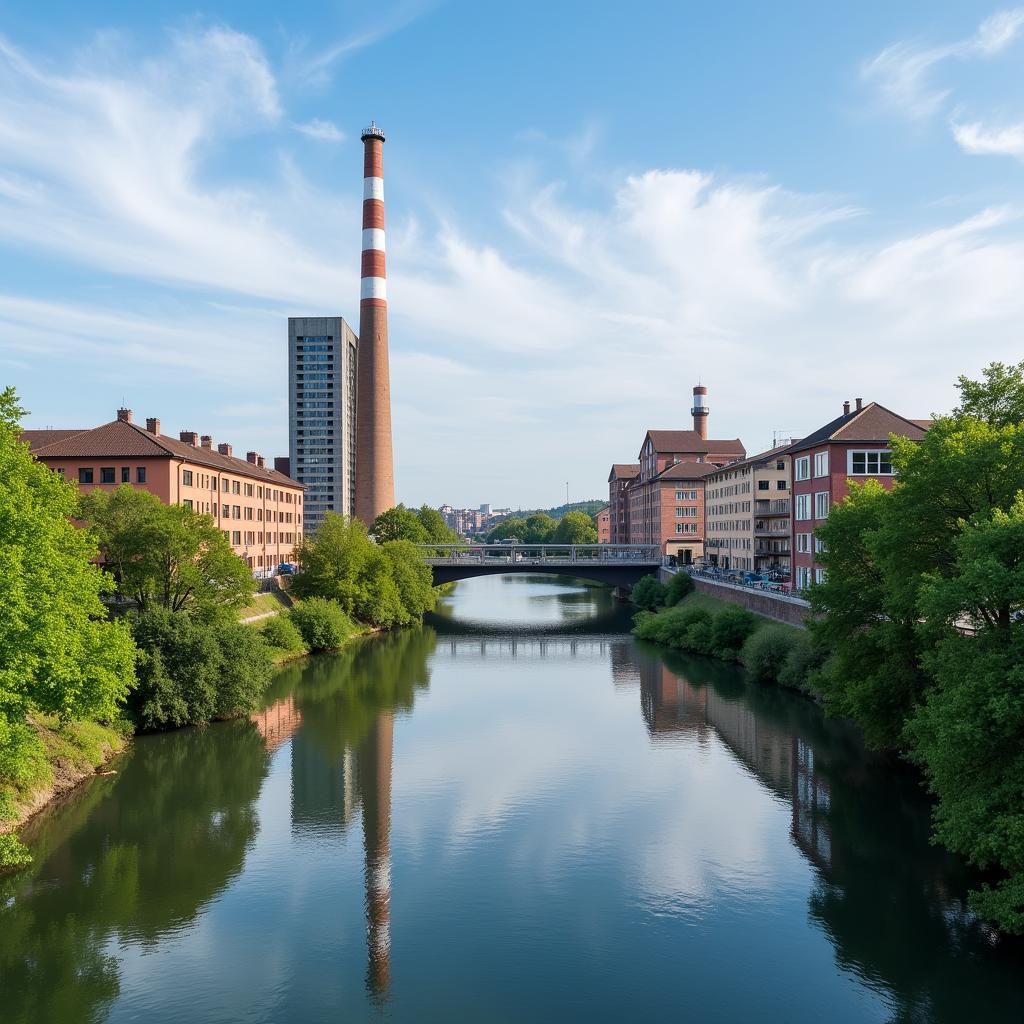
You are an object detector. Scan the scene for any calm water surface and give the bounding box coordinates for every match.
[3,576,1023,1022]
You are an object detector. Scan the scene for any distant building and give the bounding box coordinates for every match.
[26,408,303,571]
[704,446,792,572]
[595,505,611,544]
[439,504,485,536]
[479,503,492,516]
[788,399,927,591]
[607,385,745,560]
[288,316,358,534]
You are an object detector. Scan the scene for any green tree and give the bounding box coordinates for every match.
[415,505,458,544]
[904,496,1024,932]
[289,598,354,652]
[553,510,598,544]
[0,388,135,803]
[953,359,1024,429]
[631,575,665,611]
[371,504,428,543]
[488,517,528,542]
[81,486,255,614]
[382,540,437,621]
[524,513,557,543]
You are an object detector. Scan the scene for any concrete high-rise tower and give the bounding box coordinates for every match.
[354,121,395,525]
[691,384,709,440]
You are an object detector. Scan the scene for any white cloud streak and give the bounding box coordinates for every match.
[292,118,345,142]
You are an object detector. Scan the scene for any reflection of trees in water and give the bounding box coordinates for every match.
[634,641,1024,1023]
[0,721,271,1024]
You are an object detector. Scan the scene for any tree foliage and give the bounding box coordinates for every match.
[289,598,355,652]
[292,513,436,628]
[0,388,135,801]
[81,485,255,614]
[129,608,272,730]
[552,510,598,544]
[630,575,665,611]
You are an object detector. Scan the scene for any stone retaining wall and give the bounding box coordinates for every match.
[659,569,811,628]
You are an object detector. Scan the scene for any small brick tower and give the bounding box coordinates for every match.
[354,121,396,525]
[692,384,709,440]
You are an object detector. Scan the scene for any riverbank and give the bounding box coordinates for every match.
[0,714,131,866]
[632,592,818,695]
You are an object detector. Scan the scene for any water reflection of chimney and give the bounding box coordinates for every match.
[360,711,394,1001]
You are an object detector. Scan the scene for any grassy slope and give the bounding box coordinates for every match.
[677,592,803,638]
[237,589,293,620]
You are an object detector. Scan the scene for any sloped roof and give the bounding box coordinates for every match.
[705,443,795,476]
[788,403,927,455]
[608,463,640,482]
[29,418,300,486]
[639,430,745,459]
[652,461,719,482]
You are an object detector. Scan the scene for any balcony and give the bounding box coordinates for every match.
[754,523,790,537]
[756,543,790,555]
[754,499,790,516]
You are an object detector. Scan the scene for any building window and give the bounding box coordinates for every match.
[795,456,811,481]
[222,479,230,492]
[121,467,130,483]
[100,467,115,484]
[814,451,829,477]
[815,567,827,584]
[758,480,769,491]
[777,480,787,490]
[232,531,241,545]
[244,507,253,521]
[136,467,147,484]
[78,468,94,484]
[849,450,893,476]
[776,460,785,470]
[814,491,830,519]
[222,504,229,517]
[814,535,827,553]
[245,484,253,497]
[233,505,241,519]
[796,566,811,590]
[183,499,193,510]
[796,532,811,553]
[182,470,193,486]
[795,494,811,521]
[232,481,240,495]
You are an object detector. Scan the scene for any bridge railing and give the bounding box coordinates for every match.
[417,543,660,565]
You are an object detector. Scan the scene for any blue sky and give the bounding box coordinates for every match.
[2,2,1024,507]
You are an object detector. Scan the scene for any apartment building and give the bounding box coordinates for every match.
[595,505,611,544]
[789,399,928,591]
[26,409,304,572]
[704,445,792,572]
[288,316,358,534]
[607,463,639,544]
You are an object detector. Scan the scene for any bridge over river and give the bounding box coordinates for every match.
[417,544,661,588]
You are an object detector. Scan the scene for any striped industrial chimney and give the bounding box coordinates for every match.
[355,120,396,526]
[691,384,709,440]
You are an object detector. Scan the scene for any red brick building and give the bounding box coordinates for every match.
[595,505,611,543]
[788,399,927,591]
[608,388,745,560]
[26,408,304,572]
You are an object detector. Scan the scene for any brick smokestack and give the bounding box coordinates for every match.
[691,384,709,440]
[354,120,396,526]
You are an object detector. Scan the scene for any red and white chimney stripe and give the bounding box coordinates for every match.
[360,122,387,304]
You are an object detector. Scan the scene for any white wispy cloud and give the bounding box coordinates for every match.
[952,118,1024,160]
[292,118,345,143]
[2,26,1024,505]
[861,7,1024,119]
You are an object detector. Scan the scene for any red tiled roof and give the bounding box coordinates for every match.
[788,403,926,454]
[21,429,89,450]
[705,443,794,475]
[640,430,745,458]
[30,419,300,487]
[608,463,640,481]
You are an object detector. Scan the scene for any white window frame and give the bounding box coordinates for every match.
[814,491,830,520]
[795,494,811,521]
[848,449,893,476]
[814,535,827,553]
[815,567,827,584]
[795,456,811,481]
[796,565,811,591]
[796,532,811,553]
[813,451,829,477]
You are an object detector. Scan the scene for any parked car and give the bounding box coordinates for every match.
[277,562,296,575]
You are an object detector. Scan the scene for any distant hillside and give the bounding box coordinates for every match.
[489,499,606,523]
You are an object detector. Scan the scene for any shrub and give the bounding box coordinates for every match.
[631,576,666,611]
[683,619,715,655]
[778,632,827,693]
[742,626,798,685]
[663,571,695,606]
[710,607,758,661]
[130,609,272,730]
[261,614,305,654]
[633,605,712,650]
[290,599,355,652]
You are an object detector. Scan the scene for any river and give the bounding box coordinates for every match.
[2,576,1022,1022]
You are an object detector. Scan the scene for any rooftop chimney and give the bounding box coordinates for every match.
[257,456,266,468]
[855,397,863,411]
[201,435,213,449]
[117,408,133,423]
[246,451,258,464]
[843,401,851,415]
[217,442,233,457]
[145,417,160,435]
[179,430,199,446]
[691,384,709,440]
